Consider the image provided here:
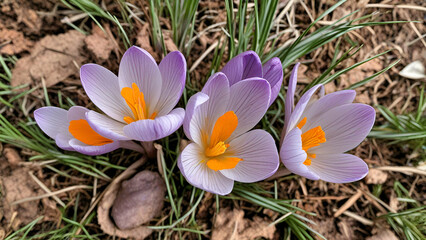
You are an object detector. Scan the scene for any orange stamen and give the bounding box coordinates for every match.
[205,111,243,170]
[297,118,326,166]
[69,119,113,146]
[121,83,157,123]
[206,157,244,171]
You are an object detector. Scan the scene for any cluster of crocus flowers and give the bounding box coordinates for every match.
[35,46,186,155]
[35,46,375,195]
[279,63,375,183]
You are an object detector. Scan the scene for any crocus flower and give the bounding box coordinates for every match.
[34,106,143,155]
[178,72,280,195]
[280,63,375,183]
[220,51,283,107]
[79,46,186,142]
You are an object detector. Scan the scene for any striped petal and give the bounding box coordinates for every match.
[307,104,375,155]
[221,51,262,86]
[183,92,209,141]
[86,110,130,141]
[308,153,369,183]
[178,143,234,195]
[69,138,120,156]
[226,78,270,140]
[123,108,184,141]
[280,127,320,180]
[156,51,186,116]
[263,57,283,107]
[220,130,279,182]
[80,64,130,122]
[118,46,162,115]
[34,107,69,139]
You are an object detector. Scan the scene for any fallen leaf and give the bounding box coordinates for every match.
[98,158,154,240]
[365,169,388,185]
[211,208,275,240]
[163,31,178,52]
[399,60,426,80]
[85,24,115,61]
[3,147,21,166]
[136,24,159,61]
[11,30,85,87]
[0,29,33,55]
[366,229,398,240]
[111,170,166,230]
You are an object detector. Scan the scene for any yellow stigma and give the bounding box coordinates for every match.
[297,117,326,166]
[121,83,157,124]
[204,111,243,171]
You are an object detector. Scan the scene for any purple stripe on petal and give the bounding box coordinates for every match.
[178,143,234,195]
[86,111,130,141]
[263,57,283,107]
[156,51,186,116]
[286,84,323,135]
[226,78,271,140]
[309,153,369,183]
[280,127,320,180]
[80,64,129,122]
[34,107,69,139]
[123,108,184,141]
[308,103,375,155]
[69,138,120,156]
[301,90,356,125]
[221,51,262,86]
[118,46,162,115]
[192,72,230,144]
[183,92,209,141]
[220,130,279,182]
[283,63,300,135]
[68,106,89,120]
[55,132,74,151]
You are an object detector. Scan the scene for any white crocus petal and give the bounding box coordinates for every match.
[280,128,320,180]
[118,46,162,116]
[283,63,299,134]
[286,84,324,135]
[123,108,185,141]
[178,143,234,195]
[308,153,369,183]
[220,130,279,182]
[306,104,375,155]
[55,132,74,151]
[191,73,230,145]
[183,92,209,141]
[34,107,69,139]
[156,51,186,116]
[68,138,120,156]
[80,64,130,122]
[300,90,356,126]
[86,111,130,141]
[226,78,271,140]
[67,106,89,120]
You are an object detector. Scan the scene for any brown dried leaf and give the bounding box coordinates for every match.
[211,208,275,240]
[111,170,166,230]
[163,31,178,52]
[98,159,154,240]
[366,229,398,240]
[14,4,42,33]
[136,24,159,61]
[0,29,33,55]
[11,30,85,87]
[365,169,388,185]
[85,24,115,61]
[3,148,21,166]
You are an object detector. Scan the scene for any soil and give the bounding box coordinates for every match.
[0,0,424,239]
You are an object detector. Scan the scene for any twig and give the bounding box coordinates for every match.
[28,171,65,208]
[12,185,91,205]
[334,189,363,217]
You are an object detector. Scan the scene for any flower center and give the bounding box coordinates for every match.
[121,83,157,124]
[297,117,326,166]
[205,111,243,171]
[69,119,114,146]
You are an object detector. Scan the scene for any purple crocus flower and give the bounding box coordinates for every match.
[280,63,375,183]
[79,46,186,142]
[178,72,280,195]
[220,51,283,107]
[34,106,143,155]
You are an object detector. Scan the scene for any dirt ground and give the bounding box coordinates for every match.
[0,0,425,239]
